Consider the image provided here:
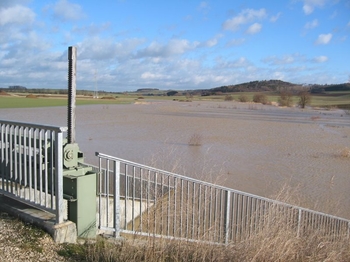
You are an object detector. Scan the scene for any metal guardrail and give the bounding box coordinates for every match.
[96,152,350,243]
[0,120,67,224]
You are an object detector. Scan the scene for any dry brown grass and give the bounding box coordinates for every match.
[68,183,350,262]
[74,226,350,262]
[339,147,350,158]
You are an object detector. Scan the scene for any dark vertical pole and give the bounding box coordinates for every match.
[67,46,77,144]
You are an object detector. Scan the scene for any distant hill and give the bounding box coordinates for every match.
[310,83,350,93]
[189,80,350,95]
[188,80,304,95]
[136,88,159,92]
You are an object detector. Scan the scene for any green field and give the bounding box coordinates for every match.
[0,95,136,109]
[1,91,349,109]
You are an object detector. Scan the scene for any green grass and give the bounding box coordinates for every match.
[1,91,349,109]
[311,93,350,109]
[0,95,134,109]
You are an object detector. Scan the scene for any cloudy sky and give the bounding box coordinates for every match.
[0,0,349,91]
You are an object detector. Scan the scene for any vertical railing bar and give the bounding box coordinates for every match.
[160,174,164,234]
[237,194,243,242]
[4,124,9,192]
[147,169,150,234]
[154,171,158,236]
[13,126,18,194]
[180,179,184,238]
[203,185,207,241]
[114,159,121,238]
[186,180,190,238]
[18,127,23,194]
[220,190,224,242]
[254,198,259,236]
[250,197,256,236]
[173,177,177,237]
[191,182,195,239]
[297,208,302,237]
[197,184,201,240]
[167,175,171,237]
[124,164,128,230]
[55,130,64,224]
[33,129,38,204]
[50,130,55,209]
[98,156,102,230]
[0,124,4,190]
[245,196,251,239]
[132,165,135,232]
[9,125,14,194]
[209,187,213,241]
[242,195,247,240]
[106,159,110,228]
[235,193,240,241]
[213,188,218,241]
[224,190,231,244]
[140,168,143,233]
[44,130,48,207]
[38,130,43,206]
[245,196,252,238]
[28,128,33,201]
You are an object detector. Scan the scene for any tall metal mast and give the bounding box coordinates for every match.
[67,46,76,144]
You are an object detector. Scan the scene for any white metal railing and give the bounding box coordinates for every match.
[96,152,350,243]
[0,120,67,224]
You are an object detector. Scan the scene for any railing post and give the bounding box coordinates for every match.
[224,190,231,244]
[55,129,64,224]
[297,208,302,238]
[114,160,121,238]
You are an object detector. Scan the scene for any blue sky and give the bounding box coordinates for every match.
[0,0,349,91]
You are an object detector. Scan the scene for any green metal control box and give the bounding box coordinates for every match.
[63,172,96,238]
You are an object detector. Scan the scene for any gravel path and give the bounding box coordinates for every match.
[0,212,69,262]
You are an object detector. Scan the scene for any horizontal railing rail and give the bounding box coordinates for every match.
[95,152,350,244]
[0,120,67,224]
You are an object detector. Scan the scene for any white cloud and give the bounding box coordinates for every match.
[226,38,246,46]
[262,54,302,65]
[201,34,223,47]
[303,4,314,15]
[199,1,209,9]
[0,0,30,8]
[347,21,350,27]
[72,22,111,35]
[302,0,326,15]
[0,5,35,26]
[52,0,85,21]
[304,19,319,29]
[135,39,199,58]
[223,8,267,31]
[141,72,165,80]
[313,55,328,63]
[246,23,262,34]
[315,33,332,44]
[79,37,145,60]
[270,12,281,23]
[215,57,252,69]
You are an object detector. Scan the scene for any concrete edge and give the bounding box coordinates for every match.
[0,194,77,243]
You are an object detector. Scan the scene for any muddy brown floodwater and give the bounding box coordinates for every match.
[1,100,350,219]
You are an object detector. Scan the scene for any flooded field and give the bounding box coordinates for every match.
[1,100,350,218]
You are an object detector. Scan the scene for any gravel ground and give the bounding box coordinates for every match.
[0,212,69,262]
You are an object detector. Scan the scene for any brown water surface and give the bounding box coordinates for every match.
[1,100,349,218]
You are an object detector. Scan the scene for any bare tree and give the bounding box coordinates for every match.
[278,91,293,107]
[298,91,311,108]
